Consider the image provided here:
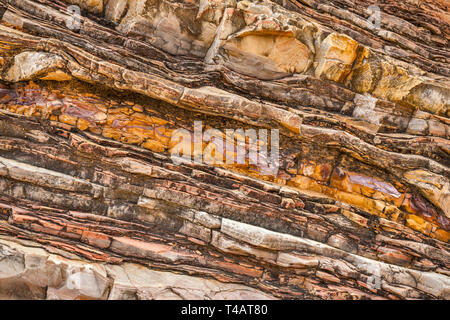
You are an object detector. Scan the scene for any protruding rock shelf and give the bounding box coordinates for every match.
[0,0,448,300]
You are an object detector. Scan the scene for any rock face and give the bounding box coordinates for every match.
[0,0,448,300]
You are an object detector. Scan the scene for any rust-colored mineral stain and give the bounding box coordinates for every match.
[437,215,450,231]
[0,80,447,243]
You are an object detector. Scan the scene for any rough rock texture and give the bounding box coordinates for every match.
[0,0,449,300]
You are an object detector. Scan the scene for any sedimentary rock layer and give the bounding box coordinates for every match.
[0,0,448,299]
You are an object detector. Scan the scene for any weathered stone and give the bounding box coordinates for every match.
[377,247,413,266]
[314,33,358,82]
[327,233,358,254]
[211,231,277,261]
[179,221,212,243]
[407,118,428,135]
[193,211,222,229]
[404,170,450,218]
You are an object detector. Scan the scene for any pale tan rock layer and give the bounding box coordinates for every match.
[0,0,448,299]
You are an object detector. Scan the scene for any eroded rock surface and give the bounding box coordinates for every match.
[0,0,448,300]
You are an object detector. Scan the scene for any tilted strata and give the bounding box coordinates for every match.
[0,0,448,299]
